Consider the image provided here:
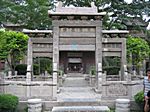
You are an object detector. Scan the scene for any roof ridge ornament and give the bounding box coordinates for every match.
[91,2,96,8]
[57,1,63,8]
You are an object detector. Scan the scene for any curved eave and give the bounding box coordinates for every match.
[102,30,129,34]
[48,10,106,18]
[22,29,52,34]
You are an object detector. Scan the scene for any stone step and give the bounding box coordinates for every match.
[62,77,89,87]
[66,73,84,77]
[58,98,101,106]
[52,106,110,112]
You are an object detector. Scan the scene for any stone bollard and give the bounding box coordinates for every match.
[28,99,42,112]
[115,99,130,112]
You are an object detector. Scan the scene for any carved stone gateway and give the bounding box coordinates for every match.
[48,2,129,95]
[24,2,129,99]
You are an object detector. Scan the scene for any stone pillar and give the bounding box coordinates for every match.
[26,38,33,81]
[121,39,127,80]
[28,99,42,112]
[119,71,121,81]
[95,21,102,90]
[0,72,4,93]
[102,71,106,82]
[124,65,131,82]
[26,65,32,98]
[115,99,130,112]
[8,71,12,78]
[52,25,59,100]
[95,63,102,93]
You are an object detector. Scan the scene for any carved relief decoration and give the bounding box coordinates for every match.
[102,43,121,48]
[60,28,95,33]
[106,83,127,96]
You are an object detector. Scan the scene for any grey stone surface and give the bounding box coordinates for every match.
[115,99,130,112]
[52,106,110,112]
[28,99,42,112]
[57,75,101,102]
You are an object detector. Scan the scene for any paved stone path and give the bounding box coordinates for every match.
[57,74,101,101]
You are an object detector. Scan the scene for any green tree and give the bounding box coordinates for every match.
[0,0,54,29]
[33,57,52,75]
[0,30,29,74]
[127,35,150,71]
[62,0,150,30]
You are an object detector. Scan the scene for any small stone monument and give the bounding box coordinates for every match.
[115,99,130,112]
[28,99,42,112]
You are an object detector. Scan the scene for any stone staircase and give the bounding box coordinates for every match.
[51,73,109,112]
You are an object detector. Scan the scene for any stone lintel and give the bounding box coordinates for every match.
[102,38,126,43]
[52,20,101,27]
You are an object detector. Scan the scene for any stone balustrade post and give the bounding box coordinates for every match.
[53,63,58,100]
[28,99,42,112]
[119,71,121,81]
[124,65,131,82]
[0,72,4,93]
[115,99,130,112]
[26,65,32,98]
[102,71,106,82]
[96,63,102,93]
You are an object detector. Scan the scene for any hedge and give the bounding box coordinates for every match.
[0,94,19,112]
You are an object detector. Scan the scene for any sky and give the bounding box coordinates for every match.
[125,0,132,3]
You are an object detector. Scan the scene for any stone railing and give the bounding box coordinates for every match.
[4,75,53,81]
[101,80,143,101]
[2,80,54,100]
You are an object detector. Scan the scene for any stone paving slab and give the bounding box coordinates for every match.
[63,77,89,87]
[52,106,110,112]
[57,87,101,101]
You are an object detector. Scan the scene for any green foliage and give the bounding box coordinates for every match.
[33,58,52,75]
[0,94,19,112]
[90,66,96,75]
[0,30,29,74]
[15,64,27,75]
[134,91,144,104]
[102,57,121,75]
[33,64,40,75]
[15,64,41,75]
[127,35,150,66]
[63,0,150,30]
[0,0,54,29]
[103,66,120,75]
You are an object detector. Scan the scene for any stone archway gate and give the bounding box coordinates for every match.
[24,2,129,100]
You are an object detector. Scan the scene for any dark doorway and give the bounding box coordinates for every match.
[68,63,82,73]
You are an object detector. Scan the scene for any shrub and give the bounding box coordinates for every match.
[15,64,27,75]
[90,66,96,75]
[15,64,40,75]
[0,94,19,112]
[134,91,144,104]
[33,64,39,75]
[103,66,120,75]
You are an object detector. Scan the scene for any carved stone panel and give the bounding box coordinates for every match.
[60,27,96,33]
[106,83,127,96]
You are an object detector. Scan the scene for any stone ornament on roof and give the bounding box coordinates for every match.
[57,1,63,8]
[55,1,97,14]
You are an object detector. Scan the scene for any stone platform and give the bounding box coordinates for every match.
[52,106,110,112]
